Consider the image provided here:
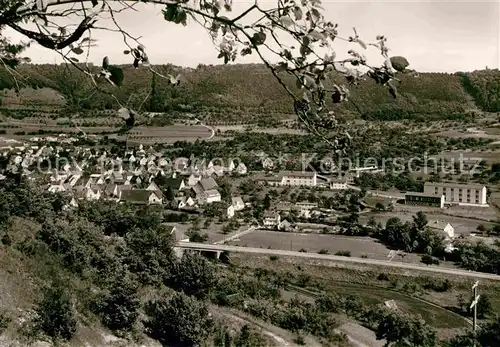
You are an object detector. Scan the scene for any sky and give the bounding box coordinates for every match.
[4,0,500,72]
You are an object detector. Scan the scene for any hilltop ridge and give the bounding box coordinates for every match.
[0,64,498,123]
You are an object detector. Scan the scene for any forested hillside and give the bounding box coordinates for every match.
[0,64,499,122]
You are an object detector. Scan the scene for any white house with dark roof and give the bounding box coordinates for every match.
[262,211,281,229]
[119,189,162,205]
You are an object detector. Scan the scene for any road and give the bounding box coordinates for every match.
[194,117,215,140]
[177,242,500,281]
[213,226,256,245]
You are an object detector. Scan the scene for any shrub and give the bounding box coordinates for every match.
[421,254,440,265]
[35,285,77,341]
[145,292,214,347]
[318,249,329,255]
[97,275,140,332]
[0,310,12,334]
[298,248,307,252]
[335,250,351,257]
[377,273,390,281]
[270,255,279,261]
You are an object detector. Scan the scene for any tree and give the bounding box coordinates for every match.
[412,211,428,232]
[35,284,77,341]
[375,311,436,347]
[471,294,492,319]
[263,193,272,210]
[477,316,500,347]
[145,292,214,347]
[235,324,267,347]
[98,273,140,332]
[169,251,216,298]
[165,186,175,202]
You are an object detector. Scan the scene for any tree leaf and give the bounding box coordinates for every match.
[91,0,98,6]
[102,56,109,69]
[240,47,252,56]
[390,56,410,72]
[296,77,303,89]
[356,39,367,50]
[123,50,130,55]
[69,57,79,63]
[293,6,303,21]
[250,32,266,46]
[280,16,294,27]
[307,30,324,41]
[108,66,124,87]
[71,47,84,55]
[137,45,145,52]
[275,62,288,73]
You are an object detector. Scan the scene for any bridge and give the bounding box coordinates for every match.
[176,242,500,281]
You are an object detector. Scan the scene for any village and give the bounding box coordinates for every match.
[1,135,498,265]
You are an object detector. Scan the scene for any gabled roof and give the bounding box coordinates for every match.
[120,189,158,203]
[428,220,453,230]
[164,177,184,189]
[198,177,218,191]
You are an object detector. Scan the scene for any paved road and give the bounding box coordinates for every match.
[177,242,500,281]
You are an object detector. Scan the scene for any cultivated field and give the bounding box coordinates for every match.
[228,230,426,264]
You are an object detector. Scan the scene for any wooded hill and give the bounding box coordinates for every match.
[0,64,499,122]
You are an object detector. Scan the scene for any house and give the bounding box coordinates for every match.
[231,196,245,211]
[48,181,67,193]
[227,205,235,219]
[202,189,221,204]
[169,225,190,258]
[264,171,318,187]
[119,190,163,205]
[162,177,185,191]
[146,181,164,196]
[351,165,383,178]
[174,196,196,209]
[235,162,248,175]
[85,186,101,201]
[197,177,218,191]
[193,177,220,204]
[405,192,445,209]
[103,183,119,199]
[187,174,201,187]
[330,177,348,190]
[423,182,488,206]
[428,220,455,239]
[262,157,274,170]
[262,211,281,229]
[295,201,318,218]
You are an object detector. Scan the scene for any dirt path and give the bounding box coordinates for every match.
[213,306,322,347]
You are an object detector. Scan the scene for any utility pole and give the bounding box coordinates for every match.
[470,280,480,347]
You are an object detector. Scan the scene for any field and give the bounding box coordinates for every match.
[0,119,215,144]
[228,230,426,264]
[359,211,498,236]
